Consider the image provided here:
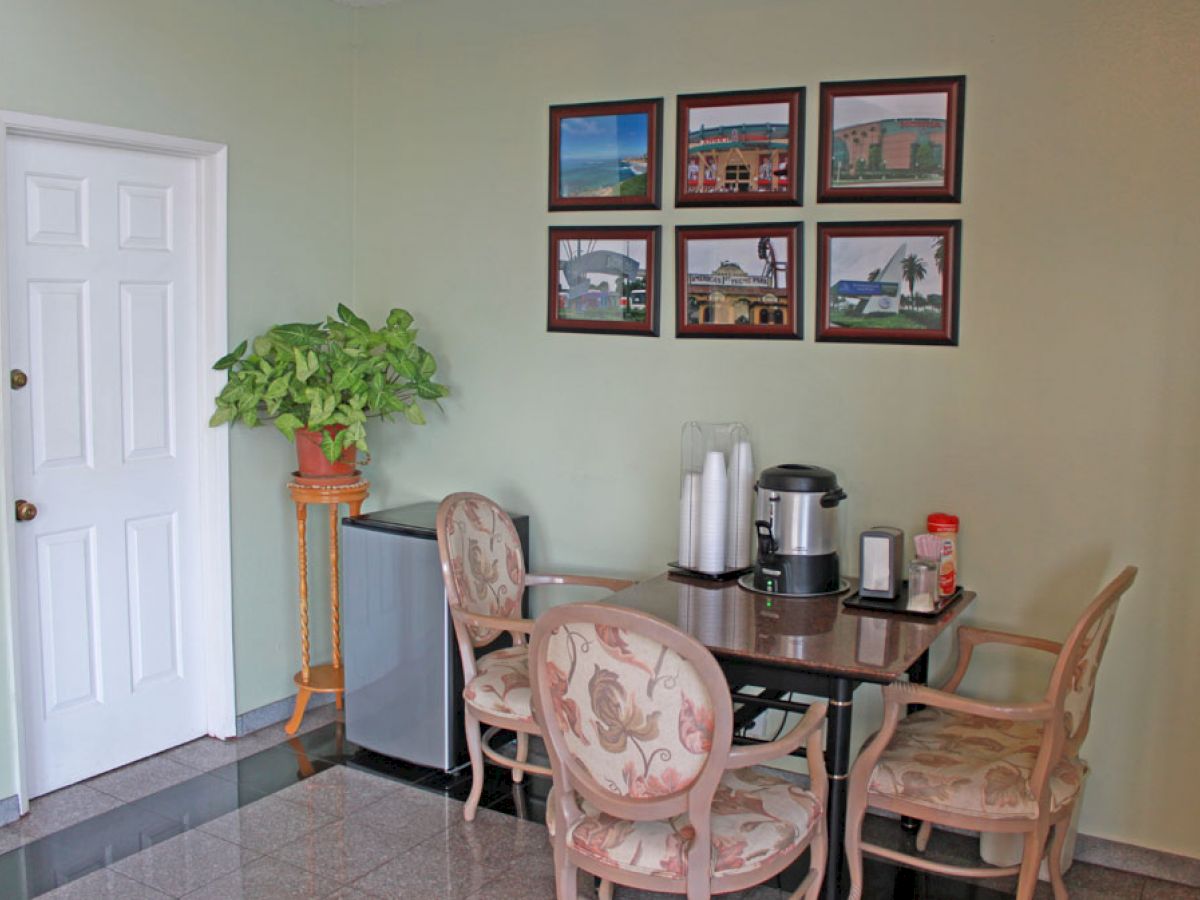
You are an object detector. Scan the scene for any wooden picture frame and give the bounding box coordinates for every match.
[675,88,804,207]
[548,226,661,336]
[816,220,961,345]
[676,223,801,339]
[549,98,663,211]
[818,76,965,203]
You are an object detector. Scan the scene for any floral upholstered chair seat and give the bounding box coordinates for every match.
[438,492,635,823]
[845,567,1137,900]
[567,766,822,880]
[531,604,830,900]
[463,645,533,724]
[867,708,1087,820]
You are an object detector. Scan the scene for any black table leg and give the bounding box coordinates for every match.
[822,677,855,900]
[900,650,931,834]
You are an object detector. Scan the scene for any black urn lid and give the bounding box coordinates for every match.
[758,464,840,493]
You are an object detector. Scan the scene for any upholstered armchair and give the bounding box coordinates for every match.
[845,566,1137,900]
[530,602,829,900]
[435,492,634,821]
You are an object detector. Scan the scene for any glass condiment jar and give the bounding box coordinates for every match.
[907,557,939,613]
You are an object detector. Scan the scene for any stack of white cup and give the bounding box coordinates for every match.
[725,440,754,570]
[677,471,702,568]
[696,451,729,574]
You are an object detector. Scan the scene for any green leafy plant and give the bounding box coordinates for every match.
[209,304,449,462]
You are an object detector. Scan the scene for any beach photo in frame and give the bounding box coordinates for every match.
[816,220,960,345]
[676,223,801,338]
[549,98,662,210]
[676,88,804,207]
[818,76,965,202]
[548,226,661,336]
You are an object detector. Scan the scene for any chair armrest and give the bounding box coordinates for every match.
[727,702,828,769]
[525,572,636,592]
[941,625,1062,693]
[960,625,1062,655]
[885,682,1052,722]
[450,607,535,635]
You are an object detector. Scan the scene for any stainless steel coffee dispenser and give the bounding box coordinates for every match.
[751,464,846,596]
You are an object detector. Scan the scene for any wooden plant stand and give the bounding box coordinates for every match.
[283,475,370,735]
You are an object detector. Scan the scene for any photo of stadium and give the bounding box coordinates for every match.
[818,76,965,202]
[676,88,803,206]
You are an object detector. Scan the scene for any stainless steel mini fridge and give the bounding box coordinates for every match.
[341,502,529,771]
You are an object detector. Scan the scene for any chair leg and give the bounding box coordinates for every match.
[844,792,868,899]
[805,820,827,900]
[513,730,529,784]
[915,820,933,852]
[597,879,613,900]
[553,844,578,900]
[1046,817,1070,900]
[1015,827,1049,900]
[463,710,485,822]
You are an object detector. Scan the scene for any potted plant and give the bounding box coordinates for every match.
[209,304,449,477]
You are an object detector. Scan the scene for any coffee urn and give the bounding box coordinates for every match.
[752,464,847,596]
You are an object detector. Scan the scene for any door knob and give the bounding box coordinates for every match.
[14,500,37,522]
[10,369,27,390]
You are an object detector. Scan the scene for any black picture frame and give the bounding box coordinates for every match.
[817,76,965,203]
[548,226,661,336]
[675,88,804,207]
[549,98,663,211]
[676,223,802,339]
[815,220,961,345]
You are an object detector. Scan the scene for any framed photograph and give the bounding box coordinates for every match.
[676,223,801,339]
[549,99,662,211]
[548,226,660,336]
[818,76,965,202]
[816,220,961,345]
[675,88,804,207]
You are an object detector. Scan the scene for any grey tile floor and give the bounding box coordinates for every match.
[0,704,340,853]
[3,703,1197,899]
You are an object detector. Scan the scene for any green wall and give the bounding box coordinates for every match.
[0,0,356,803]
[1,0,1197,861]
[350,0,1200,856]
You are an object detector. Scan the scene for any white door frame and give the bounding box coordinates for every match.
[0,111,233,811]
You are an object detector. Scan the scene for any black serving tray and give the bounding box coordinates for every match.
[667,562,752,582]
[843,583,964,617]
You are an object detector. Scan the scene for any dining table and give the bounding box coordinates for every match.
[609,571,977,900]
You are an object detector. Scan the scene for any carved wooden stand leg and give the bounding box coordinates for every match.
[285,500,312,735]
[284,479,370,736]
[329,503,344,711]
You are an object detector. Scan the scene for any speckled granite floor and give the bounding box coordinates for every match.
[0,711,1194,899]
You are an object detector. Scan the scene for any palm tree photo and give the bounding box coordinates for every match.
[901,253,927,304]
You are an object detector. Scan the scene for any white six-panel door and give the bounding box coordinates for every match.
[5,134,206,796]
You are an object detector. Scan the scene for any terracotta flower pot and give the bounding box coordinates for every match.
[295,426,357,478]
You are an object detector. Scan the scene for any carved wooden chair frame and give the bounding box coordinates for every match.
[845,566,1137,900]
[530,601,830,900]
[435,492,634,821]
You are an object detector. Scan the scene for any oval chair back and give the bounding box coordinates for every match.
[1046,565,1137,759]
[436,492,527,659]
[530,602,735,894]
